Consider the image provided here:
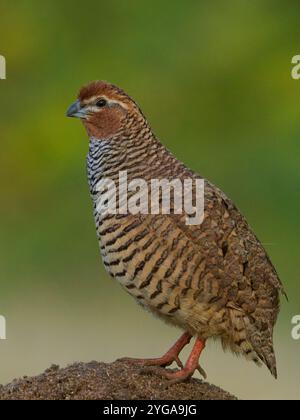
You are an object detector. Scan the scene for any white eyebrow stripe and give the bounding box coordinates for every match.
[109,99,129,109]
[82,95,129,110]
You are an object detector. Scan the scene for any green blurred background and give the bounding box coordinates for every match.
[0,0,299,400]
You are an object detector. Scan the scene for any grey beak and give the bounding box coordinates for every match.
[66,100,84,118]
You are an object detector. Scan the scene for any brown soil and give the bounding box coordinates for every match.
[0,360,237,400]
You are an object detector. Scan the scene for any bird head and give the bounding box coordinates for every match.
[66,80,144,139]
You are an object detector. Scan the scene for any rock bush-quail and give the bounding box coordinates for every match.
[67,81,284,382]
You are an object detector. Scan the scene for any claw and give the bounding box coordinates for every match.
[196,364,207,379]
[174,355,184,369]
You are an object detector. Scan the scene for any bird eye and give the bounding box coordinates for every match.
[96,98,107,108]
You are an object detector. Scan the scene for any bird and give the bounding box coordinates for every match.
[67,80,284,383]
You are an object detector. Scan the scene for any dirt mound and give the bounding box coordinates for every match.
[0,360,237,400]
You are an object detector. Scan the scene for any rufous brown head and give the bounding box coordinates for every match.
[66,81,142,139]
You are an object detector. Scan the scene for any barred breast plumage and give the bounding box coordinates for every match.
[67,80,284,382]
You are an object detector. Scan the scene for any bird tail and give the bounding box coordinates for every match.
[253,339,277,379]
[226,307,278,378]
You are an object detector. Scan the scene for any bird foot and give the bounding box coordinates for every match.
[140,362,207,385]
[117,332,192,369]
[117,335,206,385]
[161,337,207,384]
[164,363,207,384]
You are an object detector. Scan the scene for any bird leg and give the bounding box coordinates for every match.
[151,337,207,383]
[118,332,192,369]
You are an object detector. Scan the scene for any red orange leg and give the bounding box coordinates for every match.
[118,332,192,368]
[158,337,206,383]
